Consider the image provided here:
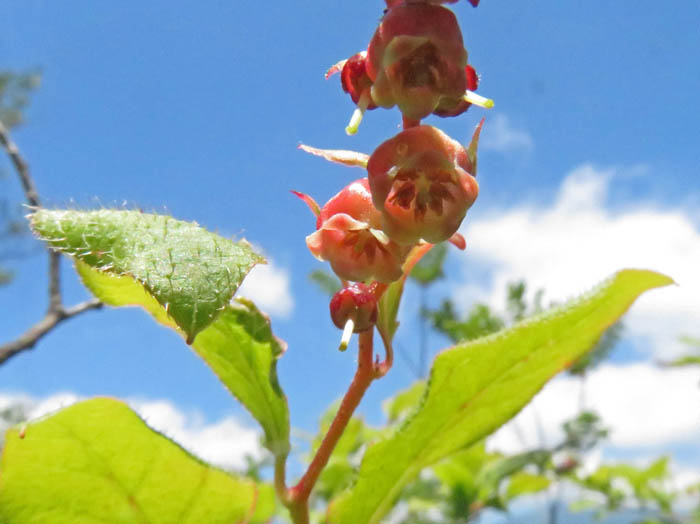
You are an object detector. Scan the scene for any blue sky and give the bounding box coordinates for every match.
[2,1,700,519]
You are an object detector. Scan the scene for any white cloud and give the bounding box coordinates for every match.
[0,392,262,470]
[459,164,700,359]
[237,259,294,318]
[488,362,700,453]
[480,114,534,152]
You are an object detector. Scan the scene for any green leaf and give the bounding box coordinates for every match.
[0,398,275,524]
[311,402,377,501]
[328,269,673,524]
[75,261,290,458]
[309,269,342,296]
[192,299,290,457]
[505,472,550,501]
[663,355,700,367]
[476,449,550,499]
[383,381,426,424]
[31,209,263,342]
[409,243,447,285]
[377,245,431,342]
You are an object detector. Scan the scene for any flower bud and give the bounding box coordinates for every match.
[300,179,410,283]
[329,283,378,333]
[367,125,479,244]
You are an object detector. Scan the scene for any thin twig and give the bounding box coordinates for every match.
[0,118,103,366]
[0,120,40,208]
[0,299,103,365]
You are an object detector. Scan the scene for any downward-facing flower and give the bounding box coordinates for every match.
[295,178,410,283]
[366,3,492,121]
[367,123,481,245]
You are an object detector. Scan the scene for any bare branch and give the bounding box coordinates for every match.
[0,299,103,365]
[0,117,104,366]
[0,119,40,208]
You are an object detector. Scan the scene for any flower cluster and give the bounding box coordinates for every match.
[297,0,492,336]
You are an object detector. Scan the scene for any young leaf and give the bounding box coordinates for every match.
[192,298,290,458]
[30,209,264,342]
[76,262,290,458]
[505,472,550,501]
[44,213,290,458]
[408,242,447,286]
[376,244,432,341]
[0,398,276,524]
[328,269,673,524]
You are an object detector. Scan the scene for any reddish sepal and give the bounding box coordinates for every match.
[305,179,410,283]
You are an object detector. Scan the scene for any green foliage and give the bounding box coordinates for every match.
[327,269,672,524]
[573,457,675,517]
[0,403,28,450]
[505,471,550,501]
[428,301,504,342]
[409,242,447,286]
[32,209,289,457]
[310,404,377,503]
[1,71,40,283]
[664,336,700,368]
[0,398,275,524]
[31,209,263,342]
[568,321,624,376]
[309,269,342,296]
[383,381,426,424]
[0,268,12,286]
[191,299,290,457]
[76,259,290,458]
[0,70,40,128]
[559,411,609,452]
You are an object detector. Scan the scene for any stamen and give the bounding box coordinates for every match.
[463,90,494,109]
[339,317,355,351]
[369,228,391,245]
[346,91,371,135]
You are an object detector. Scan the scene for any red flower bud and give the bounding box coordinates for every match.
[367,125,479,244]
[386,0,479,7]
[299,179,410,283]
[367,3,469,121]
[329,283,378,333]
[341,52,378,109]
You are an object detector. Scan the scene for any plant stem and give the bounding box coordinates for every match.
[402,115,420,129]
[274,454,290,506]
[285,330,377,523]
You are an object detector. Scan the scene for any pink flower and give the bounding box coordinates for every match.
[367,3,471,121]
[367,124,481,244]
[296,179,410,283]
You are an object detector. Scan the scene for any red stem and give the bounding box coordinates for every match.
[402,115,421,129]
[286,330,376,522]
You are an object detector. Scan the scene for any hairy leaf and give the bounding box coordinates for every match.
[328,269,672,524]
[0,398,275,524]
[31,209,263,342]
[76,262,290,458]
[60,223,290,457]
[192,299,290,457]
